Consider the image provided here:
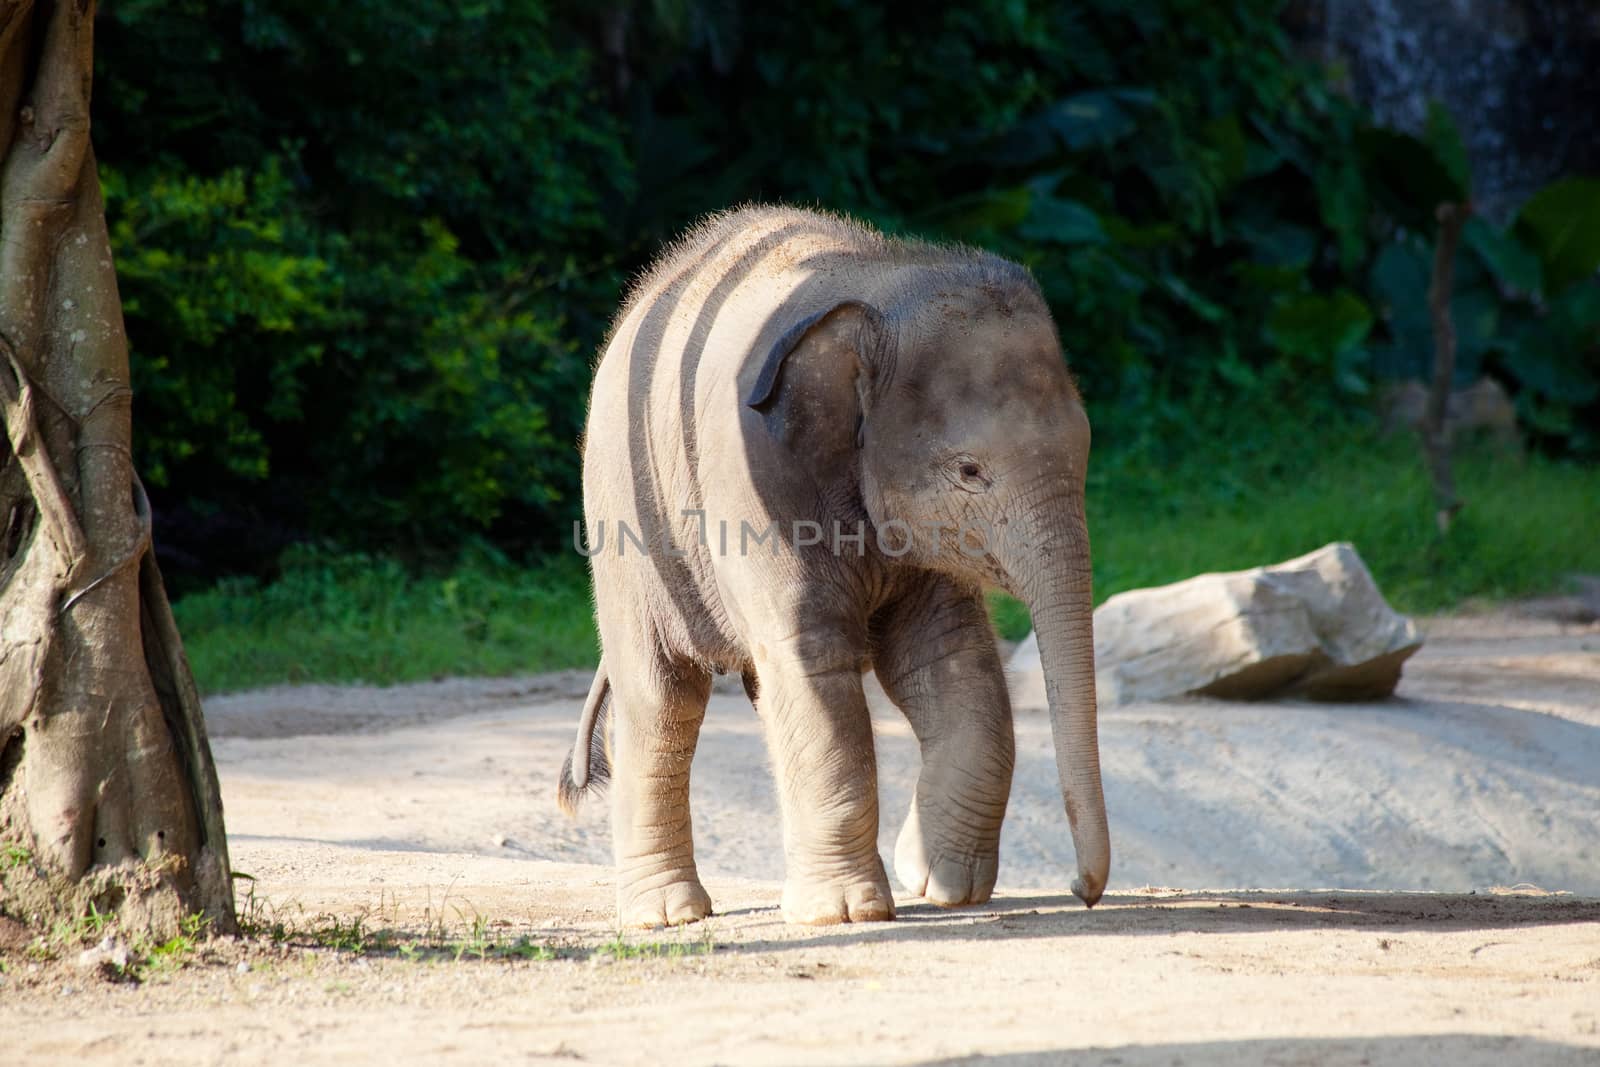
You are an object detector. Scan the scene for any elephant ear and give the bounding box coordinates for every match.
[745,301,885,438]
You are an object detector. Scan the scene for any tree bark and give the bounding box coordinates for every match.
[0,0,234,937]
[1423,202,1470,535]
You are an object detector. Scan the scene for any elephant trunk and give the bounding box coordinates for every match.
[1001,498,1110,906]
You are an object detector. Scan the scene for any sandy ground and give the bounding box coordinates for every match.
[3,610,1598,1064]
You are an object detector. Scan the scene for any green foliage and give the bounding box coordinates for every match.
[136,914,210,978]
[1353,111,1600,455]
[1516,177,1600,294]
[91,0,1599,579]
[105,160,342,489]
[97,1,628,552]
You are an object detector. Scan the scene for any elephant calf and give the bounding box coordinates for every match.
[559,205,1109,927]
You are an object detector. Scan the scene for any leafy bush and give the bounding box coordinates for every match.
[91,0,1599,581]
[97,1,628,569]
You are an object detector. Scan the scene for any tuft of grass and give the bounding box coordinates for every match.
[11,906,210,981]
[134,913,209,977]
[235,883,561,964]
[51,901,115,945]
[176,545,596,694]
[595,926,717,960]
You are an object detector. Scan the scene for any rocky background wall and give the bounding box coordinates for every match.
[1286,0,1600,219]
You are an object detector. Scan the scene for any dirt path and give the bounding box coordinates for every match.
[3,610,1598,1064]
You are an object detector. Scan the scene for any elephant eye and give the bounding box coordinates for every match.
[946,455,990,492]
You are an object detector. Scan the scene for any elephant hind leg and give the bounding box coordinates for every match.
[607,652,714,928]
[873,578,1015,907]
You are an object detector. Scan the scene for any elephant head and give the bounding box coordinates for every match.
[746,274,1110,906]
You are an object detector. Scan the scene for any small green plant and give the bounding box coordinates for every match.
[235,875,298,945]
[51,901,114,946]
[307,914,374,954]
[1,844,32,870]
[135,912,210,978]
[447,913,559,963]
[456,911,492,962]
[595,925,717,961]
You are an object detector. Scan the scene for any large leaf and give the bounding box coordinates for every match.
[1044,88,1154,150]
[1315,160,1368,273]
[1100,213,1181,249]
[1202,114,1249,195]
[1449,286,1501,371]
[923,186,1032,237]
[1019,195,1107,245]
[1265,290,1373,361]
[1515,177,1600,293]
[1239,217,1319,269]
[1162,275,1225,324]
[1464,218,1543,296]
[1356,126,1468,228]
[1368,239,1432,334]
[1424,101,1472,196]
[1504,282,1600,405]
[1369,237,1502,380]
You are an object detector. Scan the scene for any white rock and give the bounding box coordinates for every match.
[1008,542,1422,708]
[74,936,130,971]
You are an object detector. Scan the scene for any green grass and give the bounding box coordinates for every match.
[986,428,1599,640]
[593,927,718,960]
[175,429,1599,689]
[229,882,701,965]
[135,913,210,977]
[175,546,597,694]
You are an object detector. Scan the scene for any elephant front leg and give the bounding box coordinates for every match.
[608,667,715,927]
[874,583,1015,906]
[755,641,895,925]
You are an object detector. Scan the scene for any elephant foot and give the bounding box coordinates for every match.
[893,802,999,907]
[617,875,713,928]
[781,866,896,925]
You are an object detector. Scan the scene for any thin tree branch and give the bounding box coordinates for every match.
[1423,201,1470,535]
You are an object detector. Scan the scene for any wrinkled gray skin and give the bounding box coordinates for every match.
[560,206,1108,927]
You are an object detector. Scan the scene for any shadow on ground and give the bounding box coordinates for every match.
[709,889,1600,956]
[917,1034,1590,1066]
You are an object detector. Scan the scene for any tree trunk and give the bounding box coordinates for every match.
[0,0,234,937]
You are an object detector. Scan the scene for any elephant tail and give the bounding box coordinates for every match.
[558,662,611,816]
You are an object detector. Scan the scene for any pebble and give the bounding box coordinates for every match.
[236,961,252,974]
[75,936,130,971]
